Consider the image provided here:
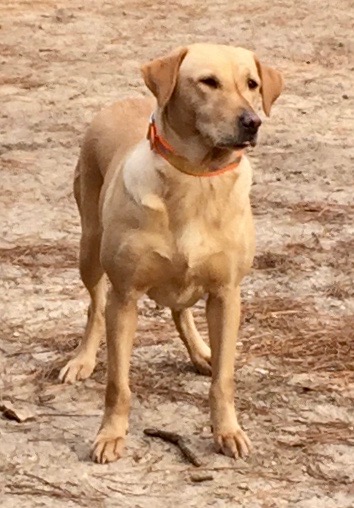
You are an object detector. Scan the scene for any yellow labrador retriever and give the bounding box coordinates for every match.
[59,43,283,463]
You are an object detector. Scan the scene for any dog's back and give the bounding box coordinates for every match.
[82,97,154,179]
[73,96,154,229]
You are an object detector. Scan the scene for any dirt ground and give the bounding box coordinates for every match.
[1,0,354,506]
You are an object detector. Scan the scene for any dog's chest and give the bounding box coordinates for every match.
[173,215,231,267]
[147,249,229,309]
[145,176,253,306]
[116,156,254,307]
[147,213,241,308]
[166,181,243,266]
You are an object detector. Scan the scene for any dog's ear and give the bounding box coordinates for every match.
[255,58,283,116]
[141,47,188,108]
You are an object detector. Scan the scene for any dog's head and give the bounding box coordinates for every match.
[141,44,283,150]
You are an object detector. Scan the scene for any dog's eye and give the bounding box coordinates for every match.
[248,78,259,90]
[199,76,221,89]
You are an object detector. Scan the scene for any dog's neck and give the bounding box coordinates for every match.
[154,108,240,172]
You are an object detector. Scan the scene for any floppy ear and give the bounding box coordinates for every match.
[255,58,283,116]
[141,47,188,108]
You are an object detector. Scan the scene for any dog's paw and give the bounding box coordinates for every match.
[91,433,126,464]
[192,352,212,376]
[59,355,95,384]
[214,425,252,459]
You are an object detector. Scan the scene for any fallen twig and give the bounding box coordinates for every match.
[144,428,202,467]
[39,412,100,417]
[190,473,214,483]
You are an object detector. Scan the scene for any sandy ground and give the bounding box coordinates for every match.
[1,0,354,506]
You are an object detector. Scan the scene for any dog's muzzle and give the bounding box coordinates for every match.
[238,111,262,145]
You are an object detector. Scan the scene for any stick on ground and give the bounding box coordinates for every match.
[190,473,214,483]
[144,428,203,467]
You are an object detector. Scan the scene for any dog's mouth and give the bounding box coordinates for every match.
[233,140,254,149]
[217,137,258,151]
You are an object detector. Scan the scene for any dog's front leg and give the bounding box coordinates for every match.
[91,288,138,464]
[206,286,251,459]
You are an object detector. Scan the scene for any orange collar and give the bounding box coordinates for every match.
[147,115,244,177]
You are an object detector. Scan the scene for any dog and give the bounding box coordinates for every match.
[59,43,283,463]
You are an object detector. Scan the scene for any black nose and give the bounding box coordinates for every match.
[239,111,262,134]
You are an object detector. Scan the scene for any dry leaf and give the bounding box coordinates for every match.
[0,401,36,423]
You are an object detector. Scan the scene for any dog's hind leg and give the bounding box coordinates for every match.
[172,308,211,375]
[59,159,106,383]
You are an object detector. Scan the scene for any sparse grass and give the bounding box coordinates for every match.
[253,251,297,273]
[291,201,354,224]
[0,243,78,270]
[252,196,354,226]
[285,236,354,275]
[325,280,354,299]
[241,296,354,378]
